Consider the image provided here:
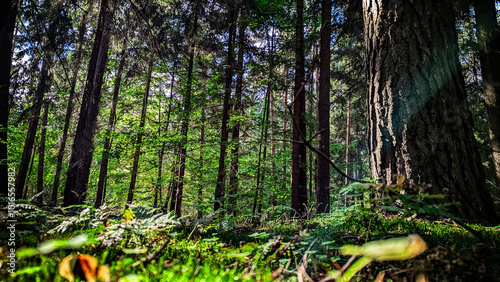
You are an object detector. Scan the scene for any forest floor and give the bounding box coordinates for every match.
[1,200,500,282]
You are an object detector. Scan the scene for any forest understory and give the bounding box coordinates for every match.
[2,180,500,282]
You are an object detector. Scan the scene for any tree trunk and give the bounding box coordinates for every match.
[198,109,206,219]
[474,0,500,198]
[364,0,499,224]
[63,0,115,206]
[169,10,198,217]
[16,52,53,199]
[0,0,18,196]
[253,84,271,217]
[36,101,49,206]
[291,0,307,217]
[345,94,351,186]
[214,6,235,212]
[127,58,153,204]
[52,6,89,205]
[316,0,331,213]
[228,23,245,217]
[155,70,175,208]
[95,41,127,208]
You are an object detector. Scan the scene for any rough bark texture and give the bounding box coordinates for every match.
[52,8,89,205]
[36,101,49,205]
[364,0,498,223]
[316,0,331,214]
[63,0,115,206]
[474,0,500,197]
[127,59,153,204]
[95,43,127,208]
[214,5,235,212]
[291,0,307,217]
[0,0,18,196]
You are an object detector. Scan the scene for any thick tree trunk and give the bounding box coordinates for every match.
[474,0,500,198]
[0,0,18,196]
[36,101,49,205]
[364,0,498,224]
[127,58,153,204]
[316,0,331,214]
[63,0,115,206]
[95,42,127,208]
[291,0,307,217]
[52,8,89,205]
[228,23,245,216]
[214,6,235,212]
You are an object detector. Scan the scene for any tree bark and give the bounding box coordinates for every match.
[291,0,307,217]
[63,0,115,206]
[95,41,127,208]
[52,6,89,205]
[473,0,500,198]
[316,0,331,214]
[155,70,175,208]
[127,58,153,204]
[16,50,53,199]
[214,5,235,212]
[364,0,499,224]
[198,109,206,219]
[0,0,18,196]
[345,94,351,186]
[36,101,49,206]
[228,23,245,216]
[169,9,198,217]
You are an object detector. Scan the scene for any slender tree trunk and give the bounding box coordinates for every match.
[16,54,53,199]
[36,101,49,206]
[291,0,307,217]
[52,7,89,205]
[214,6,235,212]
[364,0,499,224]
[0,0,18,196]
[63,0,115,206]
[165,145,179,211]
[282,88,288,198]
[169,14,198,217]
[127,58,153,204]
[198,109,206,219]
[474,0,500,197]
[253,85,271,217]
[316,0,331,214]
[270,86,276,206]
[228,23,245,216]
[25,143,37,199]
[345,95,351,185]
[156,70,176,208]
[95,41,127,208]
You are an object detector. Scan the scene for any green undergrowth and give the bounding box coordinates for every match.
[1,199,500,281]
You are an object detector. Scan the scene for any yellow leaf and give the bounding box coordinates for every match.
[59,255,76,282]
[58,254,110,282]
[341,234,426,261]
